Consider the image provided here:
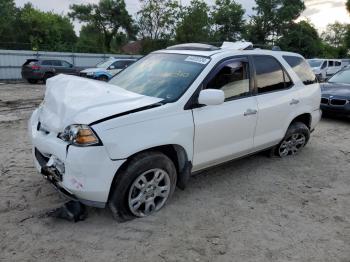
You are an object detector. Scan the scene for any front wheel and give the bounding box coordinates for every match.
[274,122,310,157]
[97,75,109,81]
[109,151,177,221]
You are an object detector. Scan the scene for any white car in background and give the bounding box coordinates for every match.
[79,58,137,81]
[308,58,342,81]
[29,42,321,221]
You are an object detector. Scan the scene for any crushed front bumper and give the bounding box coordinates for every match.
[29,109,126,208]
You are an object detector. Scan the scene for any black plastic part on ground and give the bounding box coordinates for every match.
[47,201,88,222]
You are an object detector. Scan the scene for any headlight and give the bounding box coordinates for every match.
[59,124,101,146]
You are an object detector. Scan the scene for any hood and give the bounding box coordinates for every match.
[81,68,106,73]
[321,82,350,97]
[38,74,162,133]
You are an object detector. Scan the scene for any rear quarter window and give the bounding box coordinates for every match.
[283,56,317,85]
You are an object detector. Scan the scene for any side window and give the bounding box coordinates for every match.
[206,60,250,100]
[110,61,126,69]
[253,55,291,94]
[329,61,334,67]
[335,61,341,67]
[283,55,317,85]
[321,61,327,69]
[61,61,72,68]
[126,60,135,66]
[51,60,62,67]
[41,60,52,66]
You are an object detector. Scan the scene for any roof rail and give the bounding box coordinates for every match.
[166,43,220,51]
[221,41,254,50]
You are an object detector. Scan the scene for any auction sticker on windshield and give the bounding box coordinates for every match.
[185,56,210,65]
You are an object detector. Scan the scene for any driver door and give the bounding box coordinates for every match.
[192,57,258,171]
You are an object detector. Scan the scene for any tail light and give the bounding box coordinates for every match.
[31,65,41,70]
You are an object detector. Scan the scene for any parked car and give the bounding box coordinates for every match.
[21,59,81,84]
[320,68,350,116]
[29,42,321,220]
[307,58,342,81]
[79,58,137,81]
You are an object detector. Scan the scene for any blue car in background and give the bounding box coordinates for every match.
[79,58,137,81]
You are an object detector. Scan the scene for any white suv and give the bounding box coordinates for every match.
[29,42,321,220]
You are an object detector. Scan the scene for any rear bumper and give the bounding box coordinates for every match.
[311,109,322,130]
[28,109,126,207]
[21,70,44,80]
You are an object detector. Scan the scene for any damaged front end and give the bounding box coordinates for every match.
[29,108,126,209]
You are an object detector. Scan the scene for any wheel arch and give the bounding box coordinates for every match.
[107,144,191,202]
[289,113,312,130]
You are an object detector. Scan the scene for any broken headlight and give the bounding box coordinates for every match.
[59,124,101,146]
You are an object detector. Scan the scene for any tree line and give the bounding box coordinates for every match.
[1,0,350,58]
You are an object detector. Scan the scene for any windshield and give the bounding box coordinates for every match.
[109,53,209,102]
[96,60,113,68]
[308,60,323,68]
[328,69,350,84]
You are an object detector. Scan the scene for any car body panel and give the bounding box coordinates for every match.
[80,59,137,80]
[321,82,350,115]
[21,59,81,81]
[28,45,322,207]
[39,74,162,133]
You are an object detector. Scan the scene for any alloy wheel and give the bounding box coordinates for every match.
[128,168,171,217]
[278,133,306,157]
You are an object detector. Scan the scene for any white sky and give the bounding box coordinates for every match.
[14,0,350,34]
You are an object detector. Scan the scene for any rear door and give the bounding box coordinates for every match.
[52,60,75,75]
[60,60,76,75]
[252,55,297,151]
[192,57,258,171]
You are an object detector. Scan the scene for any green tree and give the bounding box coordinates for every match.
[211,0,245,41]
[16,3,77,51]
[247,0,305,44]
[0,0,18,43]
[321,22,348,48]
[277,21,322,58]
[347,0,350,13]
[175,0,211,43]
[69,0,136,51]
[75,24,105,53]
[137,0,180,40]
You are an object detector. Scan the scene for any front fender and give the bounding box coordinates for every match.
[92,110,194,162]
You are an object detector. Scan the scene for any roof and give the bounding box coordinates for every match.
[154,41,303,59]
[156,47,303,59]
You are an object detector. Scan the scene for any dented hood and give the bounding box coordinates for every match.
[39,74,162,133]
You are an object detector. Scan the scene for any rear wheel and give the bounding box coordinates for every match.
[109,151,177,221]
[27,79,38,84]
[43,72,54,83]
[274,122,310,157]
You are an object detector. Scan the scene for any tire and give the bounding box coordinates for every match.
[27,79,38,84]
[274,122,310,157]
[97,75,109,81]
[109,151,177,222]
[43,72,54,83]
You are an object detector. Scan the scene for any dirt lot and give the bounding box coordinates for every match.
[0,83,350,262]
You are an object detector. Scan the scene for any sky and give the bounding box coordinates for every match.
[14,0,350,34]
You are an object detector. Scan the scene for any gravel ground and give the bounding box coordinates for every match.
[0,83,350,262]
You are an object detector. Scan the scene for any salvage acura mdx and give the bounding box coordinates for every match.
[29,42,321,221]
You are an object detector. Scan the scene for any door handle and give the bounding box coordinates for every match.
[290,99,300,105]
[244,109,258,116]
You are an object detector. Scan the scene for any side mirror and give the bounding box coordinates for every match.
[198,89,225,106]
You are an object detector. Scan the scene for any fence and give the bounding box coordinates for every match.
[0,49,141,81]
